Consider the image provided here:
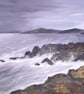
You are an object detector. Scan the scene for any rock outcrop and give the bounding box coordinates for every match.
[24,46,40,58]
[9,42,84,63]
[11,66,84,94]
[42,58,53,65]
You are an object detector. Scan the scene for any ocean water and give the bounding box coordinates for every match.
[0,33,84,56]
[0,33,84,94]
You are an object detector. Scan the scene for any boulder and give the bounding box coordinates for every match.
[10,57,19,60]
[74,53,84,61]
[24,51,31,57]
[31,46,40,57]
[35,63,40,66]
[0,59,5,62]
[42,58,53,65]
[51,51,71,62]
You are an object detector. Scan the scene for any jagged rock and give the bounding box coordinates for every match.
[11,66,84,94]
[24,51,31,57]
[20,42,84,60]
[40,44,58,55]
[24,46,40,58]
[51,51,71,62]
[68,66,84,79]
[42,58,53,65]
[30,46,40,58]
[9,43,84,62]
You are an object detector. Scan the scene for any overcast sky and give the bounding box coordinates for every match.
[0,0,84,32]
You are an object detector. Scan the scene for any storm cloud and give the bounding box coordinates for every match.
[0,0,84,32]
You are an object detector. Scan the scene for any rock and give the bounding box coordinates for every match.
[11,66,84,94]
[35,63,40,66]
[51,51,71,62]
[42,58,53,65]
[10,57,19,60]
[30,46,40,58]
[9,43,84,62]
[24,51,31,57]
[0,59,5,62]
[24,46,40,58]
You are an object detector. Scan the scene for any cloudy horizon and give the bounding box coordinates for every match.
[0,0,84,32]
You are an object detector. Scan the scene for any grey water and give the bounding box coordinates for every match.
[0,33,84,94]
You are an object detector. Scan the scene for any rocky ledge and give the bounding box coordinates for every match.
[11,66,84,94]
[9,42,84,64]
[22,42,84,62]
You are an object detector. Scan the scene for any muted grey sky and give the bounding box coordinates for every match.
[0,0,84,32]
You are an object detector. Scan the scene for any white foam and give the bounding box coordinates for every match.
[0,54,84,94]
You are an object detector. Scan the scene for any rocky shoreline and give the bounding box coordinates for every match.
[9,42,84,94]
[4,42,84,65]
[11,66,84,94]
[0,42,84,66]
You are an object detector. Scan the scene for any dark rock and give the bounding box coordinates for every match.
[10,57,18,60]
[74,53,84,61]
[9,43,84,62]
[24,46,40,58]
[42,58,53,65]
[51,51,71,62]
[24,51,31,57]
[0,59,5,62]
[35,63,40,66]
[30,46,40,58]
[40,44,57,55]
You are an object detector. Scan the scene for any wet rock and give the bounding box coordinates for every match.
[40,44,57,55]
[35,63,40,66]
[30,46,40,58]
[0,59,5,62]
[24,51,31,57]
[51,51,71,62]
[7,42,84,62]
[74,53,84,61]
[24,46,40,58]
[22,42,84,60]
[11,66,84,94]
[42,58,53,65]
[10,57,19,60]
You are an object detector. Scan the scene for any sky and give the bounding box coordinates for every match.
[0,0,84,32]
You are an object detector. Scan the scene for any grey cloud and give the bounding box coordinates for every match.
[0,0,84,32]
